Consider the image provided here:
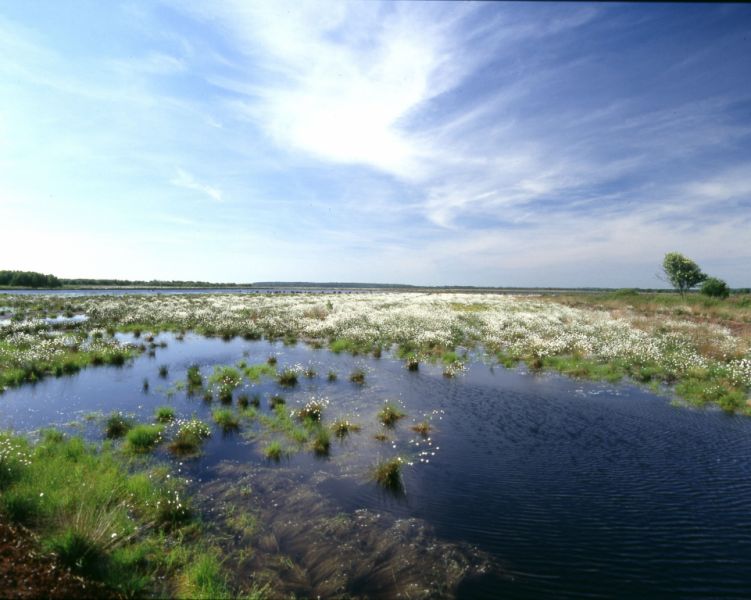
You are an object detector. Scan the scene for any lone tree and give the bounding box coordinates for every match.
[662,252,706,297]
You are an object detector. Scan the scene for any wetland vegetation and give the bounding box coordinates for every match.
[1,290,750,597]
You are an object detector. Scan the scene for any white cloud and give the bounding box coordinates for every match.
[170,168,223,202]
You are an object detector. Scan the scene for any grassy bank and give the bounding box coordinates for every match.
[0,429,261,598]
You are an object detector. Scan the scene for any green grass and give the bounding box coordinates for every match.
[0,431,211,596]
[212,409,240,431]
[186,364,203,388]
[258,405,309,446]
[277,368,298,387]
[125,424,164,453]
[104,413,134,439]
[244,362,277,381]
[296,399,325,423]
[177,549,232,599]
[331,419,361,439]
[269,394,286,409]
[264,440,284,461]
[155,406,176,423]
[168,418,211,456]
[208,365,242,389]
[378,402,406,427]
[311,426,330,456]
[373,457,403,491]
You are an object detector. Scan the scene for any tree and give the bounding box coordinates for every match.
[700,277,730,299]
[662,252,706,297]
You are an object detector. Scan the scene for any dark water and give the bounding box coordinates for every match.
[1,334,750,597]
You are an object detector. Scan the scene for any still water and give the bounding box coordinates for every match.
[1,333,750,598]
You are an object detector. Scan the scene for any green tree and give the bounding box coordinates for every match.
[662,252,706,297]
[700,277,730,299]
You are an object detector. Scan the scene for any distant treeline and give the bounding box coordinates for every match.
[0,270,62,288]
[61,278,243,288]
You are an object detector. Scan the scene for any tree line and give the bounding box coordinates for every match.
[0,270,62,288]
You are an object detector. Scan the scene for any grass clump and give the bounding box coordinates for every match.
[212,409,240,432]
[411,421,431,437]
[264,441,284,461]
[125,424,164,453]
[373,457,403,491]
[405,356,419,371]
[349,368,366,385]
[327,370,338,382]
[311,426,330,456]
[155,406,176,423]
[269,394,286,409]
[186,364,203,388]
[296,398,326,423]
[105,413,134,439]
[378,402,406,427]
[331,419,361,439]
[169,418,211,456]
[244,362,277,381]
[277,368,298,387]
[176,548,232,599]
[158,364,169,378]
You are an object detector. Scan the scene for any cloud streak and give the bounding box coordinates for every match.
[0,2,749,285]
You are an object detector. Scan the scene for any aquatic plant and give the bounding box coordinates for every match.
[304,366,317,378]
[155,406,176,423]
[244,362,277,381]
[158,364,169,378]
[269,394,286,409]
[125,424,164,453]
[327,370,338,382]
[209,365,242,392]
[405,356,419,371]
[105,413,134,439]
[264,440,284,461]
[237,393,249,408]
[186,364,203,388]
[349,368,366,384]
[212,409,240,431]
[378,402,406,427]
[277,368,298,387]
[411,421,431,437]
[331,418,361,438]
[267,355,278,365]
[296,398,327,423]
[311,426,330,456]
[373,457,403,491]
[169,418,211,455]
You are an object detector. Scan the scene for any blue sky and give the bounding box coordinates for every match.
[1,1,749,286]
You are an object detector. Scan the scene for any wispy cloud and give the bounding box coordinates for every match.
[1,2,749,285]
[170,168,223,202]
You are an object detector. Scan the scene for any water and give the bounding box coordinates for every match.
[1,333,750,597]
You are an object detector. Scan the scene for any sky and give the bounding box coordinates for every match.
[1,1,750,287]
